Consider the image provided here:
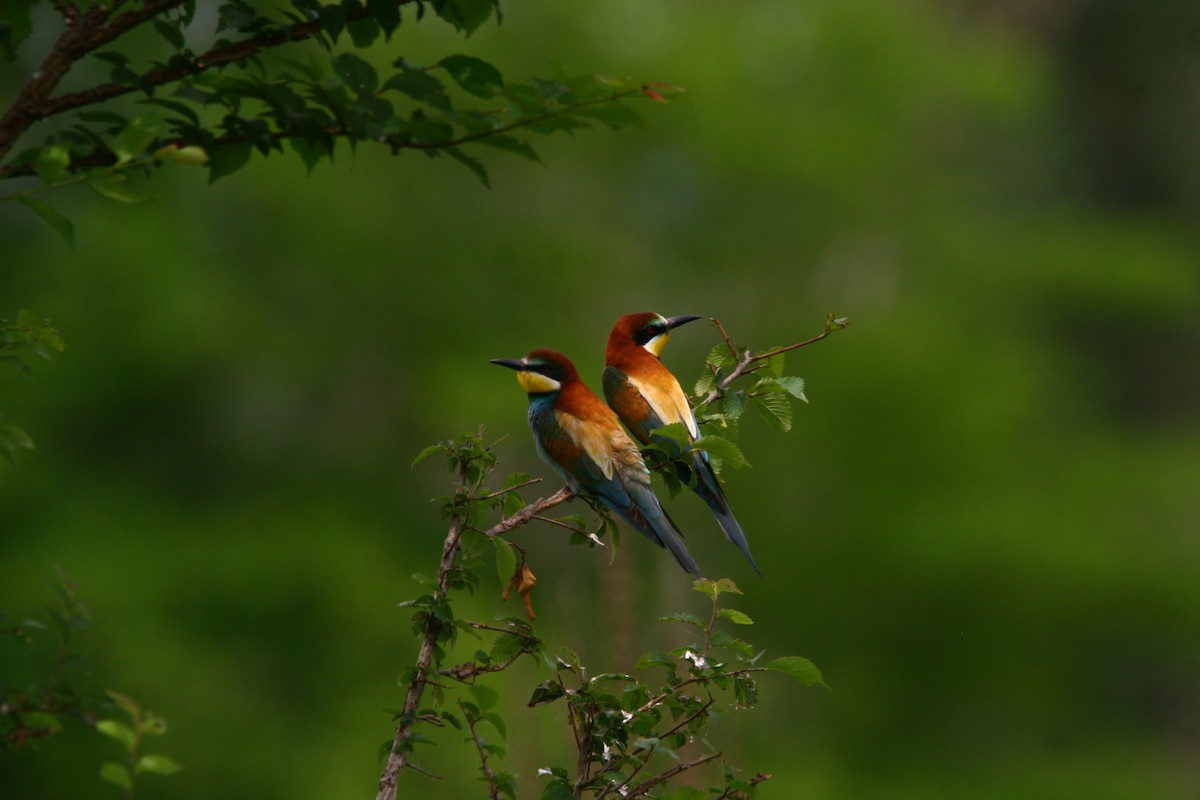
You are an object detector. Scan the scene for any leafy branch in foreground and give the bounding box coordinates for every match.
[641,312,849,497]
[0,569,180,797]
[1,0,681,244]
[0,309,64,464]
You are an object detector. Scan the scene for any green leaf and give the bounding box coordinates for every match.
[493,537,517,589]
[765,655,827,688]
[34,145,71,183]
[437,54,503,98]
[153,19,186,49]
[691,435,749,469]
[346,16,380,48]
[99,762,133,790]
[540,781,574,800]
[207,141,253,183]
[384,68,451,111]
[432,0,496,35]
[633,651,675,671]
[113,116,165,164]
[318,3,347,41]
[482,711,507,739]
[723,389,747,419]
[136,754,183,775]
[96,719,137,750]
[333,52,379,97]
[0,425,36,464]
[88,172,147,204]
[106,690,142,718]
[527,679,565,707]
[16,197,75,248]
[411,443,445,468]
[774,375,808,402]
[0,0,33,62]
[651,422,692,451]
[751,386,793,432]
[659,612,707,628]
[445,146,490,187]
[694,577,741,599]
[476,134,542,163]
[470,683,500,712]
[368,0,402,37]
[718,608,754,625]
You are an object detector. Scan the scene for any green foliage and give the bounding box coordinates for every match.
[96,690,182,796]
[389,433,823,798]
[0,0,681,243]
[1,571,179,796]
[0,310,64,464]
[639,313,846,486]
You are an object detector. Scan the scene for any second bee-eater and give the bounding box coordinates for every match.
[603,312,761,575]
[491,348,702,576]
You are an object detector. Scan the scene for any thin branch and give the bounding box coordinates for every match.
[598,698,717,800]
[624,751,722,799]
[484,487,574,539]
[698,314,848,408]
[475,477,542,501]
[461,700,502,800]
[713,317,739,360]
[375,464,471,800]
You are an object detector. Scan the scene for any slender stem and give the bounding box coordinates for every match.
[461,700,502,800]
[476,477,542,501]
[484,487,574,539]
[375,466,471,800]
[598,698,716,800]
[624,751,722,799]
[698,315,847,408]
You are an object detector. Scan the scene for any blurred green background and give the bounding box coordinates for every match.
[4,0,1200,797]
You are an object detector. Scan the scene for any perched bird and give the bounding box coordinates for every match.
[603,312,760,575]
[491,348,702,576]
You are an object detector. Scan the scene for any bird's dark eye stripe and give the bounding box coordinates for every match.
[634,323,666,346]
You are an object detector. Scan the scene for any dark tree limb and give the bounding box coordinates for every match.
[0,0,186,160]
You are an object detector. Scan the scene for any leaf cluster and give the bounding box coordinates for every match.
[0,309,64,464]
[1,0,680,246]
[1,569,180,796]
[528,578,824,799]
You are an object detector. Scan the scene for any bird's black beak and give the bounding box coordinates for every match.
[666,315,703,330]
[490,358,527,371]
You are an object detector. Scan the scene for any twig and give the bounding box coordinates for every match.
[624,751,722,799]
[484,487,574,539]
[698,314,847,408]
[375,461,472,800]
[476,477,542,501]
[597,698,717,800]
[461,699,502,800]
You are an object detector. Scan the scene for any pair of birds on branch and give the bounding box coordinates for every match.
[492,312,758,577]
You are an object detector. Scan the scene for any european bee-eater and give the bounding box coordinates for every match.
[603,312,761,575]
[491,348,702,576]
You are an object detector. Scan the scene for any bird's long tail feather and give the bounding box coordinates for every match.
[691,452,761,576]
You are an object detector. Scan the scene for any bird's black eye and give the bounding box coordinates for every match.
[634,323,665,346]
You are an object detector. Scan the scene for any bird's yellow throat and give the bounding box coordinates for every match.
[517,370,562,395]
